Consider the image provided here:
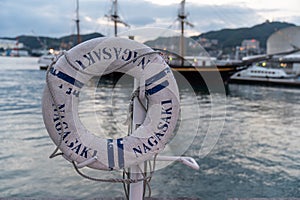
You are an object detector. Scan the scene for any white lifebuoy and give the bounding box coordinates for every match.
[42,37,180,171]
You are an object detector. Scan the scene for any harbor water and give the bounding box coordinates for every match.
[0,56,299,199]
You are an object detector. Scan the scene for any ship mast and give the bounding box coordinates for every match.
[177,0,194,63]
[75,0,81,44]
[106,0,130,37]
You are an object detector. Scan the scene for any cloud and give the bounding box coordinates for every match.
[127,16,156,26]
[0,0,298,38]
[286,15,300,26]
[188,3,264,33]
[0,0,74,37]
[120,1,265,35]
[120,0,175,26]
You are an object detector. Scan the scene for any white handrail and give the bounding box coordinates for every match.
[156,155,200,170]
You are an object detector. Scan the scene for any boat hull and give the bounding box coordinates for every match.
[230,76,300,87]
[170,66,236,92]
[40,64,238,91]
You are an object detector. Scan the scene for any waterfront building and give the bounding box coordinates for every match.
[0,39,28,56]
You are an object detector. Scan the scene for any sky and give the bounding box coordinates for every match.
[0,0,299,38]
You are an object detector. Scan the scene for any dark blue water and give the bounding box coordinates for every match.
[0,57,299,199]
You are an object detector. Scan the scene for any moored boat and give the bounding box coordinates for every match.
[37,50,58,70]
[230,65,300,87]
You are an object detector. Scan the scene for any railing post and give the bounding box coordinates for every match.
[129,78,146,200]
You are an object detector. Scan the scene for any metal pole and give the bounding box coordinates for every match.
[180,20,184,66]
[113,0,118,37]
[178,0,185,66]
[129,79,146,200]
[75,0,81,44]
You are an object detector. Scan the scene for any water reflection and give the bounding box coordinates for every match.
[1,57,300,199]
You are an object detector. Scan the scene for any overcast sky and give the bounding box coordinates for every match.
[1,0,299,38]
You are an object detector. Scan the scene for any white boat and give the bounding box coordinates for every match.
[38,51,55,70]
[230,65,300,87]
[38,49,61,70]
[233,65,295,79]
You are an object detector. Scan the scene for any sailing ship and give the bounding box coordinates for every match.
[153,1,300,88]
[38,0,81,70]
[148,0,239,88]
[105,0,130,37]
[38,0,298,89]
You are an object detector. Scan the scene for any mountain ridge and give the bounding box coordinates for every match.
[0,21,296,53]
[0,32,104,50]
[192,21,296,51]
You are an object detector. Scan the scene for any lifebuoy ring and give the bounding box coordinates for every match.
[42,37,180,171]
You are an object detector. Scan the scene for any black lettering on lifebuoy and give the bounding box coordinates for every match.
[113,47,122,59]
[137,56,151,69]
[155,132,165,140]
[93,49,102,61]
[71,143,82,154]
[83,52,96,66]
[67,139,78,148]
[80,146,91,158]
[143,143,151,153]
[62,131,71,140]
[133,146,142,157]
[75,60,86,69]
[121,49,132,61]
[148,136,158,146]
[132,99,173,157]
[103,47,112,60]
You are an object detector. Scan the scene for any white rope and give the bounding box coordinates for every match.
[124,87,155,198]
[71,160,155,184]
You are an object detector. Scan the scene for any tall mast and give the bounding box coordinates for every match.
[112,0,118,37]
[177,0,194,63]
[75,0,81,44]
[106,0,130,37]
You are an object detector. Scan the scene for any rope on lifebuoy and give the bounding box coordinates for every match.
[42,37,180,172]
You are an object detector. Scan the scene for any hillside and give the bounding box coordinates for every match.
[0,21,296,56]
[143,21,296,56]
[1,32,104,50]
[192,21,295,50]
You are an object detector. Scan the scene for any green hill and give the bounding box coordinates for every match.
[1,32,104,50]
[0,21,296,56]
[192,21,295,50]
[143,21,296,56]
